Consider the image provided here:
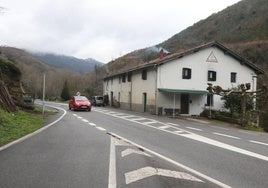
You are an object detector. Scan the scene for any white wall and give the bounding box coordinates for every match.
[156,46,258,115]
[157,47,257,92]
[104,45,258,115]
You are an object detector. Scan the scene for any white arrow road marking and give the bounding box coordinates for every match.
[114,138,130,146]
[110,133,232,188]
[121,148,152,158]
[125,167,204,184]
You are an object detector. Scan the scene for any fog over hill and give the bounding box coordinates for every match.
[31,52,104,73]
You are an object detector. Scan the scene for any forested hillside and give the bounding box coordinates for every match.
[105,0,267,82]
[1,0,267,103]
[0,47,100,100]
[31,52,104,73]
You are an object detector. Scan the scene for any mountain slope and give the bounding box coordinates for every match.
[106,0,267,79]
[31,53,104,73]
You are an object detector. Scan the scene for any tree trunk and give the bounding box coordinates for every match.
[0,80,18,113]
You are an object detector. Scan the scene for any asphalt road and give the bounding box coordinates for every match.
[0,102,267,188]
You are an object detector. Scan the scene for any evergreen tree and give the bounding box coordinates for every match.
[61,80,70,101]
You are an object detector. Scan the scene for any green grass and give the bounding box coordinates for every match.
[0,108,43,146]
[243,125,264,132]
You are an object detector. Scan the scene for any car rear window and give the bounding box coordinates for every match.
[75,96,88,101]
[97,97,103,100]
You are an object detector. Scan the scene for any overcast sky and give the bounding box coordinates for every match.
[0,0,241,63]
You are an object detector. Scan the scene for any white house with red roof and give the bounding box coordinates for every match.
[103,42,264,116]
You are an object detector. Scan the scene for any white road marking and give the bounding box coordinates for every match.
[89,123,96,127]
[114,138,130,146]
[174,130,185,134]
[186,127,203,131]
[143,121,157,125]
[182,133,268,161]
[120,115,137,119]
[121,148,152,158]
[213,132,241,140]
[96,110,268,162]
[108,137,116,188]
[159,125,171,129]
[125,167,204,184]
[96,127,106,131]
[166,122,181,126]
[131,118,146,121]
[82,119,89,123]
[113,113,126,116]
[111,133,231,188]
[249,140,268,146]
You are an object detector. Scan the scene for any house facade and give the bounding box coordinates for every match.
[103,42,264,116]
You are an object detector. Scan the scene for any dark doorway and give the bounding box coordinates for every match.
[180,94,189,114]
[110,91,113,107]
[143,93,147,112]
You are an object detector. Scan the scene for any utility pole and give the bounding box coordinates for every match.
[42,73,46,116]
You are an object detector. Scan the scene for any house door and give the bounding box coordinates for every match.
[181,94,189,114]
[129,92,132,110]
[110,92,113,106]
[143,93,147,112]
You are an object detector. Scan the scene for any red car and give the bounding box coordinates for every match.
[69,96,92,111]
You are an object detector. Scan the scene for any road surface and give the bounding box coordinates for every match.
[0,102,267,188]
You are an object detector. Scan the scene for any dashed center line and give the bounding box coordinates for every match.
[96,127,106,131]
[82,119,89,123]
[249,140,268,146]
[213,132,241,140]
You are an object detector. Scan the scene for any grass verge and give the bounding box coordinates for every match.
[0,108,43,147]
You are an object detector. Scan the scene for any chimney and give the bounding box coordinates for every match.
[159,49,164,59]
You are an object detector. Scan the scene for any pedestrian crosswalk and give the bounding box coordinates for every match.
[93,109,191,136]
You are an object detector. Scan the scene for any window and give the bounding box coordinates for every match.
[127,72,132,82]
[231,72,237,83]
[182,68,191,79]
[207,94,214,106]
[122,74,126,83]
[208,71,216,81]
[142,69,147,80]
